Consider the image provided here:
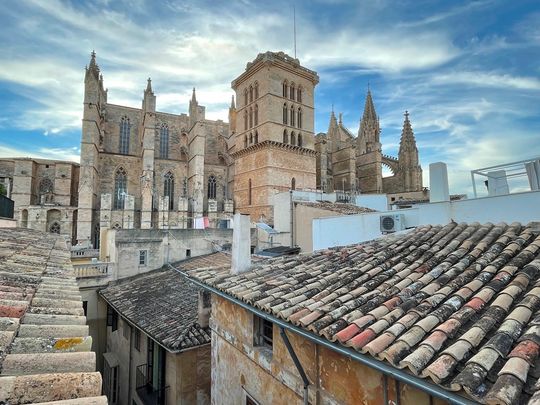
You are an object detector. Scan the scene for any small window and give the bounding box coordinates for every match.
[290,83,295,101]
[297,87,302,103]
[134,329,141,351]
[123,320,130,340]
[282,103,288,125]
[83,301,88,317]
[186,249,191,258]
[107,305,118,332]
[254,82,259,99]
[283,130,288,144]
[254,315,273,350]
[139,250,147,266]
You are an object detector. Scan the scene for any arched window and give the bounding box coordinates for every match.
[282,81,288,98]
[50,221,61,234]
[248,178,252,205]
[182,177,188,197]
[291,132,296,145]
[297,87,302,103]
[254,131,259,143]
[164,171,174,210]
[298,108,303,129]
[244,135,248,148]
[249,132,253,144]
[119,116,130,155]
[283,130,288,144]
[93,223,100,249]
[249,107,253,128]
[113,167,127,209]
[282,103,288,124]
[159,124,169,159]
[254,82,259,99]
[290,106,295,127]
[207,175,217,199]
[249,85,253,103]
[298,133,303,147]
[39,178,54,203]
[290,83,295,101]
[244,89,248,106]
[291,178,296,190]
[254,104,258,126]
[244,111,248,131]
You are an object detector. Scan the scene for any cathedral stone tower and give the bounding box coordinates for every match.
[356,90,383,193]
[231,51,319,223]
[396,111,422,192]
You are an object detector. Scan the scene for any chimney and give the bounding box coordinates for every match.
[429,162,450,203]
[231,213,251,274]
[198,291,211,327]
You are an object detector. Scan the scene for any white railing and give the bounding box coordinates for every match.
[71,249,100,259]
[73,262,110,278]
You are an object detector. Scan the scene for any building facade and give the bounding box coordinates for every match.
[315,90,423,195]
[77,52,234,246]
[0,157,80,242]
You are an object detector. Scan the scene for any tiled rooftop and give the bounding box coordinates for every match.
[296,201,377,215]
[100,252,231,352]
[0,228,105,404]
[185,222,540,404]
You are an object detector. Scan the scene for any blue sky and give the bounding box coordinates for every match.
[0,0,539,195]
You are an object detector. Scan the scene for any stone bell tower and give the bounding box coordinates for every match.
[231,51,319,223]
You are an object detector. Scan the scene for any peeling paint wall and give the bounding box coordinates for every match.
[211,295,448,405]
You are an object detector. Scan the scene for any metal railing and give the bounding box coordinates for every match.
[71,249,100,259]
[136,364,168,405]
[73,262,110,278]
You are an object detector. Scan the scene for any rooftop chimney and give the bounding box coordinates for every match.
[231,213,251,274]
[429,162,450,203]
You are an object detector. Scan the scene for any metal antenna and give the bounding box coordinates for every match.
[293,5,297,58]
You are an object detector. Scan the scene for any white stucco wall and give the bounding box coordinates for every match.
[313,190,540,251]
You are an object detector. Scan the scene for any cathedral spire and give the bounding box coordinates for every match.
[86,50,100,81]
[145,77,153,94]
[191,87,197,103]
[398,110,419,165]
[357,88,381,154]
[362,89,377,123]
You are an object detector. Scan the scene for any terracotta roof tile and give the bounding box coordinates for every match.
[184,222,540,404]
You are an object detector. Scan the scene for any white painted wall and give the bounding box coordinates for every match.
[313,190,540,251]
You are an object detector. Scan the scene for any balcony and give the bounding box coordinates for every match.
[73,262,110,278]
[136,364,168,405]
[71,248,100,259]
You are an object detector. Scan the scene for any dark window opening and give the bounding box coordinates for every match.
[254,315,273,350]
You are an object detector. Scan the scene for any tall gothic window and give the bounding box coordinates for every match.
[291,132,296,146]
[290,83,295,101]
[297,87,302,103]
[291,178,296,190]
[249,107,253,128]
[282,81,288,98]
[249,85,254,103]
[248,178,252,205]
[244,111,248,130]
[244,135,248,148]
[254,131,259,143]
[244,89,248,106]
[298,133,303,147]
[164,171,174,210]
[119,117,130,155]
[39,178,54,203]
[207,175,217,199]
[290,106,295,127]
[113,167,127,209]
[298,108,302,129]
[249,133,253,144]
[283,130,288,144]
[254,104,258,126]
[254,82,259,99]
[159,124,169,159]
[282,103,288,124]
[182,177,188,197]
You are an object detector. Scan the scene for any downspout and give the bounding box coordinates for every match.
[279,327,309,405]
[172,266,476,405]
[128,322,134,404]
[290,190,294,247]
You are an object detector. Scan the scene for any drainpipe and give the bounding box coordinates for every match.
[290,190,294,247]
[280,327,309,405]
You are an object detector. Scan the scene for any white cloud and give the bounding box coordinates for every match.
[431,71,540,91]
[0,144,80,163]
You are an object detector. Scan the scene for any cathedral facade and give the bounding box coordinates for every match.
[77,52,234,246]
[315,90,423,196]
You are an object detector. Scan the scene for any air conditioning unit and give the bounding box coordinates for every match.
[380,214,405,233]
